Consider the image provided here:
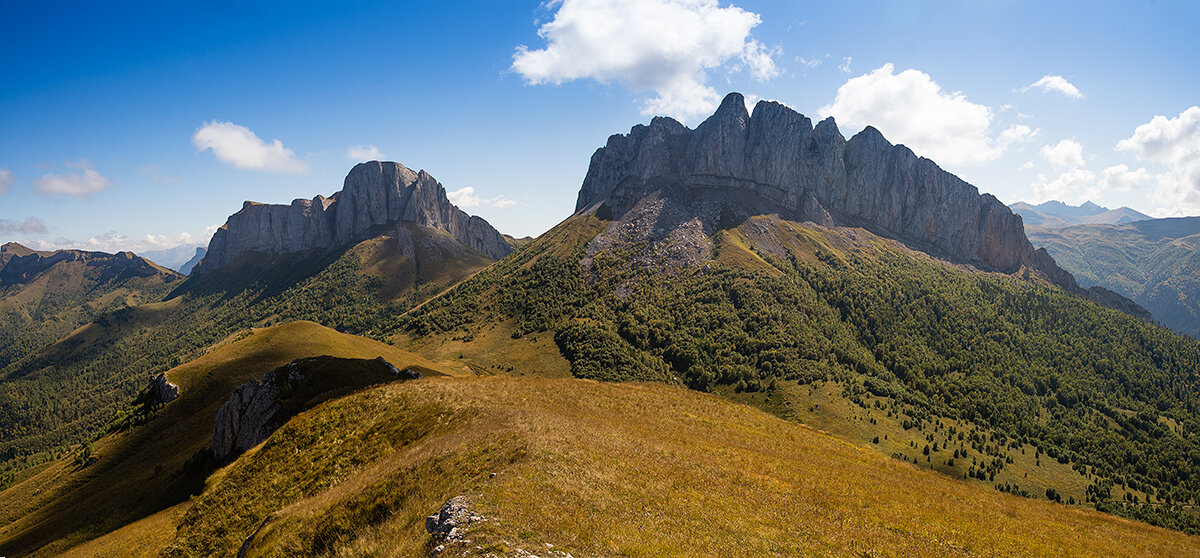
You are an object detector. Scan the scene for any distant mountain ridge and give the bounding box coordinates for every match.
[0,243,173,285]
[1011,200,1151,229]
[1027,216,1200,337]
[577,92,1076,288]
[178,247,205,275]
[0,242,180,370]
[140,244,206,273]
[195,161,512,273]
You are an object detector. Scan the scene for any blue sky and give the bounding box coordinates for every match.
[2,0,1198,254]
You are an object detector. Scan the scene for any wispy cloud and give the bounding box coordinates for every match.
[838,56,852,73]
[21,223,221,254]
[346,144,384,161]
[0,168,13,194]
[32,159,113,198]
[0,217,48,235]
[192,121,309,174]
[139,164,179,183]
[447,187,516,209]
[1022,75,1084,99]
[794,56,821,69]
[511,0,779,121]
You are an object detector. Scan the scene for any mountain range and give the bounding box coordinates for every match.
[1011,200,1152,229]
[138,245,207,274]
[1,93,1199,556]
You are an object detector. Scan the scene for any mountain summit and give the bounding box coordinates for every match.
[576,92,1074,287]
[195,161,512,273]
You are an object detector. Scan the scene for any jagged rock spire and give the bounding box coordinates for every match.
[195,161,512,273]
[575,92,1076,287]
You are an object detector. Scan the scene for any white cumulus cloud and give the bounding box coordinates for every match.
[192,121,309,174]
[511,0,779,121]
[447,187,516,209]
[346,144,384,161]
[1023,75,1084,99]
[1040,139,1085,169]
[819,63,1033,167]
[999,124,1039,146]
[1032,168,1096,203]
[1030,140,1095,201]
[1098,164,1152,192]
[0,168,13,194]
[1117,106,1200,210]
[32,159,113,198]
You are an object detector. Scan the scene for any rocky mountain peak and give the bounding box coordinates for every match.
[575,92,1078,288]
[195,161,512,273]
[0,242,36,257]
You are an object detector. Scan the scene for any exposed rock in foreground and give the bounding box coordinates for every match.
[575,92,1076,288]
[212,355,420,460]
[426,496,478,542]
[195,161,512,273]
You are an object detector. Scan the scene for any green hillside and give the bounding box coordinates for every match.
[0,320,454,556]
[0,244,181,370]
[394,212,1200,533]
[0,224,493,481]
[1027,217,1200,338]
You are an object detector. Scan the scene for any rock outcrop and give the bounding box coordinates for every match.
[146,373,179,405]
[426,496,477,540]
[212,359,301,460]
[212,355,419,460]
[575,92,1077,288]
[195,161,512,273]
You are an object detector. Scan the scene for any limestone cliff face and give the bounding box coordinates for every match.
[195,161,511,273]
[576,93,1076,288]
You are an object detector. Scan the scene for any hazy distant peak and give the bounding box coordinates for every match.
[1011,200,1151,229]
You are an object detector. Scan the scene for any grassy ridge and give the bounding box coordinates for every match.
[0,321,454,557]
[69,376,1200,556]
[0,255,179,370]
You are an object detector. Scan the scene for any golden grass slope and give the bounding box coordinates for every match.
[75,376,1200,557]
[0,320,453,557]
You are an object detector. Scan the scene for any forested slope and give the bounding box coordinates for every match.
[395,212,1200,533]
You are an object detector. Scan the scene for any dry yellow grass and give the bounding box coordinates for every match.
[436,378,1200,557]
[56,503,187,558]
[0,320,454,557]
[111,376,1200,557]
